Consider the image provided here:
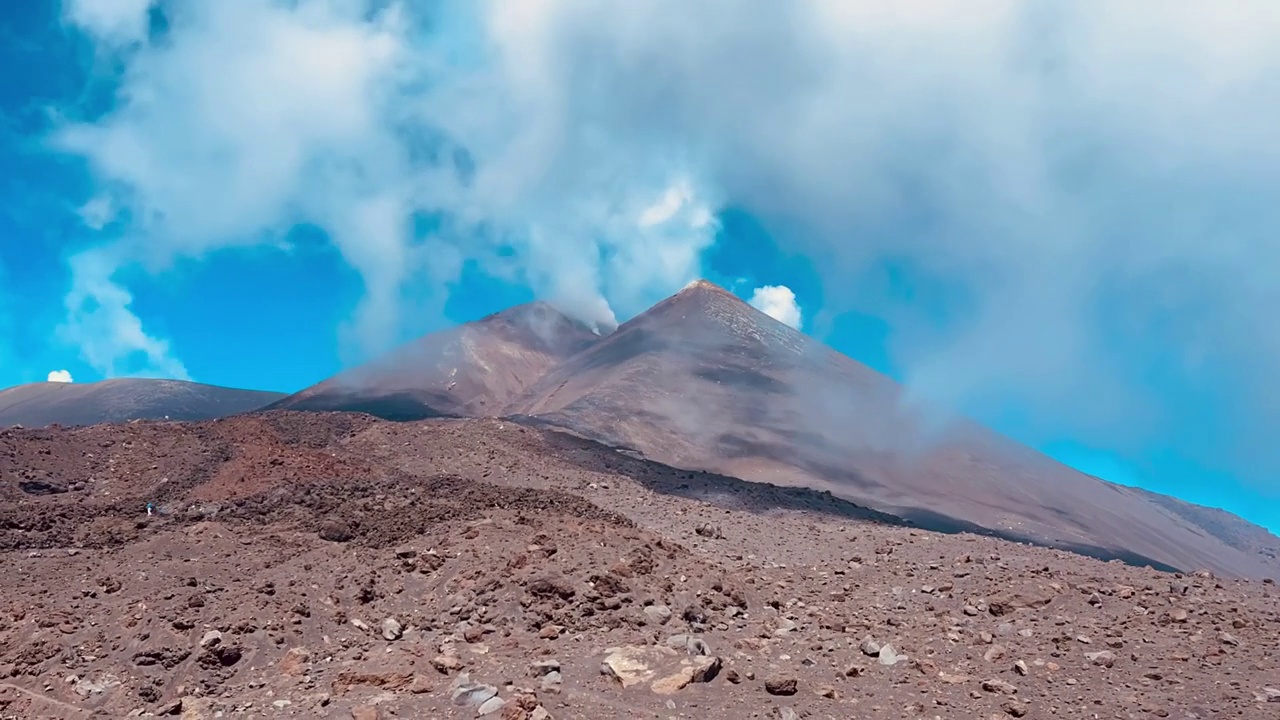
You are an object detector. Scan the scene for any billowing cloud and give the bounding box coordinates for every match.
[749,285,802,330]
[46,370,73,383]
[50,0,1280,490]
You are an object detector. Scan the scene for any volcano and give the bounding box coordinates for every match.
[506,280,1278,578]
[252,279,1278,578]
[266,301,600,420]
[0,378,284,428]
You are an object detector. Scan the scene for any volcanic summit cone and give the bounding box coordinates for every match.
[267,301,601,420]
[508,280,1278,578]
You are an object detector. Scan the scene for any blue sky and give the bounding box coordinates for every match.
[3,1,1280,532]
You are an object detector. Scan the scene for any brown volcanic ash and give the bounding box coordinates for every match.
[509,280,1280,579]
[0,378,284,429]
[2,412,1278,719]
[265,302,600,420]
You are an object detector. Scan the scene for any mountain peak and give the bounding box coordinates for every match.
[671,279,749,306]
[266,299,602,420]
[608,278,804,358]
[679,278,732,294]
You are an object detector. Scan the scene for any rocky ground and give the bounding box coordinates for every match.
[0,412,1277,719]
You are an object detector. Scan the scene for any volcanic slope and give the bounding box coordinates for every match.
[1,412,1277,719]
[510,280,1280,580]
[266,302,600,420]
[0,378,284,429]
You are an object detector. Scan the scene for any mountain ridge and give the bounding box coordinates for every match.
[0,378,285,428]
[9,281,1274,577]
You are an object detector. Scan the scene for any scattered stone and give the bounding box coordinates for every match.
[279,647,311,676]
[989,591,1053,616]
[432,655,465,674]
[199,630,222,648]
[1014,660,1029,676]
[319,521,354,543]
[695,522,724,539]
[1086,651,1116,668]
[765,676,798,696]
[982,679,1018,695]
[73,676,120,698]
[477,696,507,716]
[381,618,403,641]
[1002,700,1029,717]
[601,646,659,688]
[452,680,499,707]
[644,605,672,625]
[877,644,903,665]
[541,671,563,692]
[651,655,721,694]
[665,634,711,656]
[530,660,561,678]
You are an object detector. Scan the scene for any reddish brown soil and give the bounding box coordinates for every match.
[1,412,1277,719]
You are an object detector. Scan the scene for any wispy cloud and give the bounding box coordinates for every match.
[49,0,1280,489]
[61,0,154,46]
